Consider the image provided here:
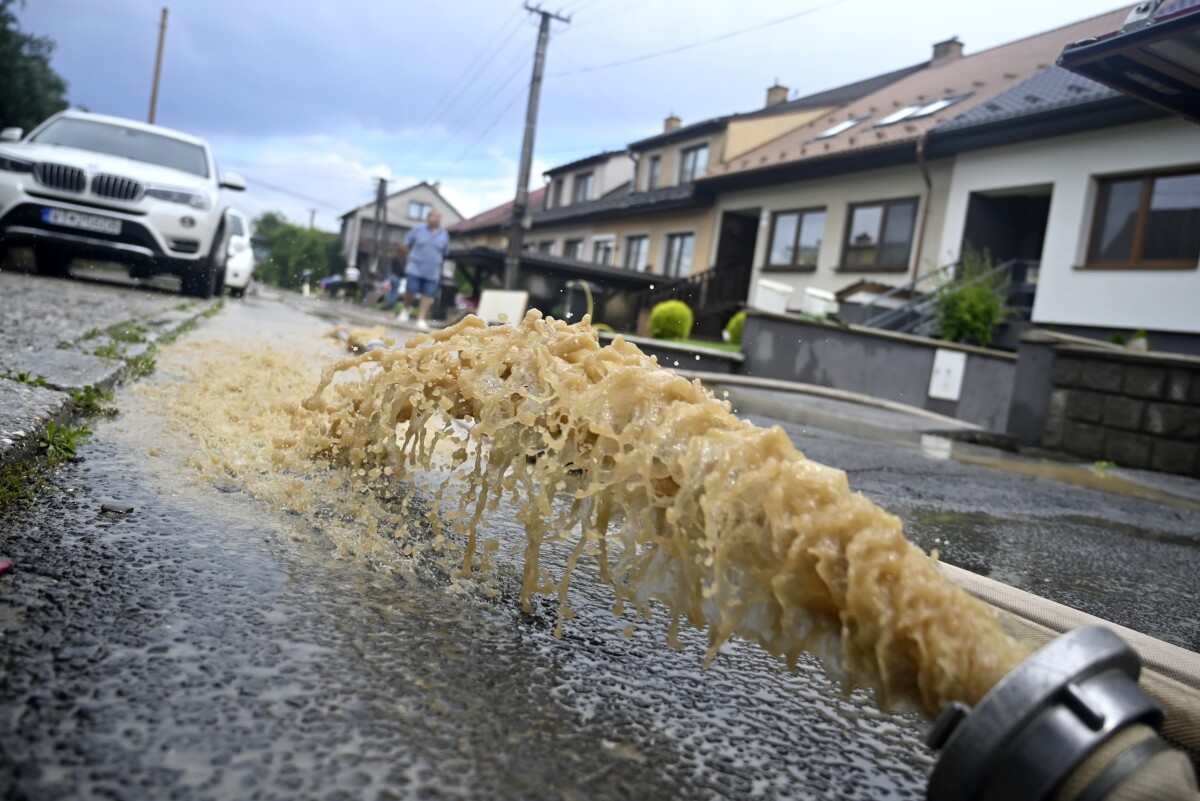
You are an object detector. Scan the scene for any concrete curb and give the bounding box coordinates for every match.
[0,300,218,476]
[679,370,982,431]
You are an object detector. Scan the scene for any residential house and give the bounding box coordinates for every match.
[526,151,634,259]
[338,181,463,273]
[446,186,547,250]
[447,185,661,330]
[436,65,940,333]
[929,65,1199,351]
[524,70,926,332]
[701,8,1133,317]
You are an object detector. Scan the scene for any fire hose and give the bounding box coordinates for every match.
[926,626,1199,800]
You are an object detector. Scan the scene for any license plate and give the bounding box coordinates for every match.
[42,207,122,236]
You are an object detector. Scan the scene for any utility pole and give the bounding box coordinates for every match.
[371,177,387,280]
[308,208,316,229]
[503,4,569,290]
[148,7,168,124]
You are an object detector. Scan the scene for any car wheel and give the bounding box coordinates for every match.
[182,226,226,299]
[229,286,244,299]
[33,245,74,278]
[180,260,216,298]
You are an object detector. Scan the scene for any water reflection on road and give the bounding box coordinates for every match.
[0,296,933,800]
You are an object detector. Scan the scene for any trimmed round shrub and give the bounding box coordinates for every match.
[724,310,746,346]
[648,300,694,340]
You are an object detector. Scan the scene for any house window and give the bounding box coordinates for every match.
[623,235,649,272]
[663,233,695,278]
[593,239,614,265]
[841,198,919,270]
[408,201,432,221]
[1087,171,1200,268]
[537,241,555,255]
[766,208,826,271]
[564,239,584,260]
[573,172,593,204]
[646,155,662,191]
[551,179,564,208]
[678,144,708,183]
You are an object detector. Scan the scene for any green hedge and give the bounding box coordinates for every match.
[648,300,694,340]
[724,311,746,346]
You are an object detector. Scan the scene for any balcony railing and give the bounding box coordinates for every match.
[638,263,751,320]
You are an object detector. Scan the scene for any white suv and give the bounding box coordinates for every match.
[0,110,244,298]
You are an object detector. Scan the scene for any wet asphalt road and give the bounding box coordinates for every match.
[0,276,1197,800]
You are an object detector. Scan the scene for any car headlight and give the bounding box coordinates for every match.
[146,186,211,210]
[0,153,33,172]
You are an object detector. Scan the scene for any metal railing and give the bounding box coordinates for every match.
[859,263,956,329]
[861,258,1039,336]
[638,262,751,317]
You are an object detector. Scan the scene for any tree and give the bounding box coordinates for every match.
[252,212,345,289]
[0,0,69,132]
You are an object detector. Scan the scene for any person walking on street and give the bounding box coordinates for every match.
[342,264,361,303]
[386,245,408,312]
[399,210,449,329]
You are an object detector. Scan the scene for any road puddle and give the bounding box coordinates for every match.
[92,297,937,798]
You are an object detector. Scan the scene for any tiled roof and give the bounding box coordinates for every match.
[447,186,547,234]
[544,150,628,177]
[339,180,463,221]
[769,61,930,112]
[708,6,1133,179]
[932,66,1121,133]
[530,183,700,225]
[625,62,926,151]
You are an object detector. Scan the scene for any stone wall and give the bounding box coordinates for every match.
[1044,346,1200,477]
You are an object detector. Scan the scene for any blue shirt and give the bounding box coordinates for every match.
[404,224,450,281]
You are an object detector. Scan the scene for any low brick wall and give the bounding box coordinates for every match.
[1044,346,1200,476]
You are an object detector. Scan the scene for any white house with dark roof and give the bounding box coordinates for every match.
[930,64,1200,351]
[700,8,1133,318]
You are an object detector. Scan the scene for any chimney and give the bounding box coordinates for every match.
[431,181,441,191]
[664,114,681,132]
[931,37,963,67]
[765,82,789,107]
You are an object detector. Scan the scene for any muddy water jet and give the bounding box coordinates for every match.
[297,311,1029,716]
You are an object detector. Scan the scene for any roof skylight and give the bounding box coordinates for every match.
[815,115,869,139]
[874,93,971,127]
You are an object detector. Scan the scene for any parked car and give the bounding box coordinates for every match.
[223,208,254,298]
[0,110,245,298]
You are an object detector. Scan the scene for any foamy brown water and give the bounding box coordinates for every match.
[144,309,1030,718]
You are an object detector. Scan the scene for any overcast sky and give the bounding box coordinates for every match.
[18,0,1129,231]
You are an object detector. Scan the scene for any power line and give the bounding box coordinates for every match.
[226,165,383,187]
[402,8,527,150]
[564,0,606,16]
[421,51,534,163]
[562,0,649,33]
[554,0,853,76]
[237,173,345,211]
[452,82,530,162]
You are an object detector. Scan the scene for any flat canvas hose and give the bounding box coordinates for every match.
[925,562,1200,800]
